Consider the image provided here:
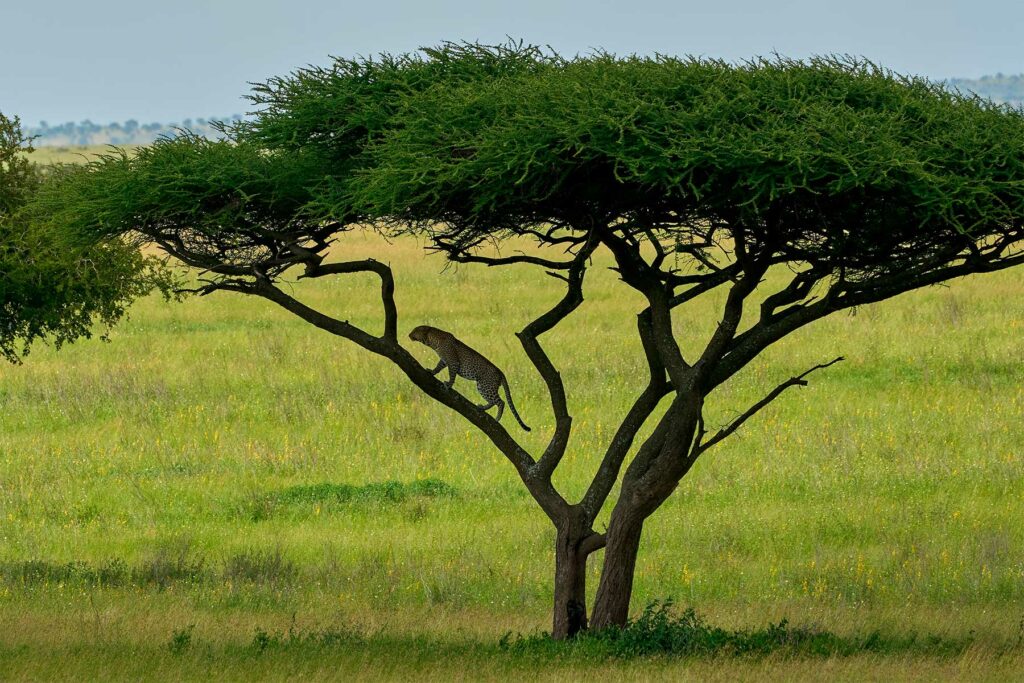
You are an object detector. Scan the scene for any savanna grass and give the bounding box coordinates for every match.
[1,229,1022,679]
[24,144,140,166]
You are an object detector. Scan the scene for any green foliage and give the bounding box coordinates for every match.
[248,624,364,654]
[167,625,195,655]
[1,111,174,363]
[240,41,553,158]
[26,135,324,262]
[353,49,1024,279]
[0,221,172,363]
[501,600,973,659]
[233,41,558,228]
[0,112,39,217]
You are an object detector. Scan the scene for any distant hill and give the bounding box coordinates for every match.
[27,115,243,147]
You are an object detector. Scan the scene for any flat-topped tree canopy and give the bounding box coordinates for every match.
[354,51,1024,284]
[38,45,1024,297]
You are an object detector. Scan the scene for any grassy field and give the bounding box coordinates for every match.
[1,217,1023,678]
[25,144,139,165]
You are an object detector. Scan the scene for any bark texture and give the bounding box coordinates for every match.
[552,526,590,639]
[590,508,646,630]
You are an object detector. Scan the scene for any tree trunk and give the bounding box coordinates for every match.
[587,395,702,631]
[589,506,645,630]
[552,526,589,639]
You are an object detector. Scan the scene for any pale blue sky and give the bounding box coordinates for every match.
[2,0,1022,126]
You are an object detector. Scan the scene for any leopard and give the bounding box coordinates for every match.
[408,325,531,431]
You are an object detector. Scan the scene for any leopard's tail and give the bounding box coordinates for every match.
[501,376,531,432]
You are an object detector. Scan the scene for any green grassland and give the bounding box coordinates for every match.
[1,222,1023,678]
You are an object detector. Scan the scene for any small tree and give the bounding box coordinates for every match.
[0,111,171,362]
[30,46,1024,639]
[0,112,40,217]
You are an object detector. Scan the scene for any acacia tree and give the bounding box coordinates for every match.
[0,112,169,362]
[30,46,1024,639]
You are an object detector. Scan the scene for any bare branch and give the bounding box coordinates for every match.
[579,532,607,555]
[643,228,668,270]
[697,356,844,454]
[759,268,828,323]
[691,255,770,381]
[431,235,581,270]
[682,244,725,273]
[522,240,599,479]
[519,224,589,247]
[667,264,740,306]
[152,234,253,277]
[298,258,398,341]
[600,231,692,384]
[544,270,571,284]
[458,252,578,269]
[243,278,385,351]
[708,238,1024,393]
[175,277,255,297]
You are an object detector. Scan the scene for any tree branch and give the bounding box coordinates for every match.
[691,251,770,382]
[246,278,570,522]
[521,240,599,480]
[759,267,828,324]
[153,234,255,277]
[518,224,590,247]
[242,278,387,352]
[667,264,741,306]
[298,258,398,341]
[621,394,704,515]
[174,277,255,297]
[708,239,1024,393]
[696,356,844,454]
[431,235,582,270]
[579,531,607,555]
[579,309,673,519]
[600,231,692,384]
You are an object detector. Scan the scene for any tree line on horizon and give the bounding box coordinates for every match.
[27,115,243,147]
[947,73,1024,106]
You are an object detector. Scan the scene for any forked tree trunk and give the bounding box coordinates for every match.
[589,507,646,630]
[587,398,701,631]
[552,525,590,639]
